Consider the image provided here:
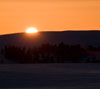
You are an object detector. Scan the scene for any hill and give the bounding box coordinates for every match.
[0,31,100,49]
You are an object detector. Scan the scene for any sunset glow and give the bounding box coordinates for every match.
[0,0,100,35]
[26,27,38,34]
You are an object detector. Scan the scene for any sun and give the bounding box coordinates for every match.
[25,27,38,34]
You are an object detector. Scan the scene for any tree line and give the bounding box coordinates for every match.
[1,43,100,63]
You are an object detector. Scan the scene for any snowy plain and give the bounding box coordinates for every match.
[0,64,100,89]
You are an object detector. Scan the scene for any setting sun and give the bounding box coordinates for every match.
[26,27,38,34]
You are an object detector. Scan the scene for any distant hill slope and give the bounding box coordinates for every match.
[0,31,100,49]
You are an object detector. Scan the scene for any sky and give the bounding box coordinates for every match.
[0,0,100,35]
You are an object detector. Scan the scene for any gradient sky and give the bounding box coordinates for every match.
[0,0,100,35]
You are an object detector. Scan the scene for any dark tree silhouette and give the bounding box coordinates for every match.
[2,43,90,63]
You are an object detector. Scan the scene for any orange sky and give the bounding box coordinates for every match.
[0,0,100,35]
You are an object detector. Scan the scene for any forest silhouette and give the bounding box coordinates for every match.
[1,43,100,63]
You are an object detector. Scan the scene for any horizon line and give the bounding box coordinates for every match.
[0,30,100,36]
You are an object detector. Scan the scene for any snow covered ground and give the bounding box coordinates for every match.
[0,64,100,89]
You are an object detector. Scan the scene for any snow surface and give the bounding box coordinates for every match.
[0,64,100,89]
